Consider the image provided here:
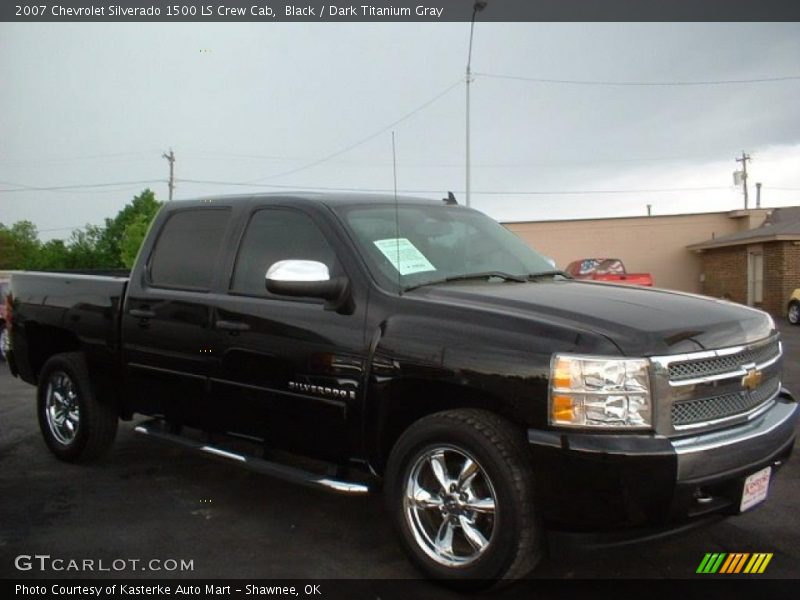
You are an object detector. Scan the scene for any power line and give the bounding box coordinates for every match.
[475,71,800,87]
[38,225,94,233]
[0,151,161,165]
[171,151,727,167]
[0,179,164,193]
[245,79,463,183]
[178,177,731,196]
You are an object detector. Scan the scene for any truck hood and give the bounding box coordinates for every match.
[409,279,774,356]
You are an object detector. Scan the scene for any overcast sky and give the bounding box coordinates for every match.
[1,22,799,239]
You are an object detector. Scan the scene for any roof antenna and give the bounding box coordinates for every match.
[443,191,458,205]
[392,131,402,296]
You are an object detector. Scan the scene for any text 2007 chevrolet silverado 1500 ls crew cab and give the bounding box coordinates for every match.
[5,194,798,586]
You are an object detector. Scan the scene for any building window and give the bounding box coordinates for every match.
[748,250,763,306]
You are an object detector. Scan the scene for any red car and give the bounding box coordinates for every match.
[565,258,653,286]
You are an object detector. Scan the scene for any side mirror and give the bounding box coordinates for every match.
[265,260,351,312]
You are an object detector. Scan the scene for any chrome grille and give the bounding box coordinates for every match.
[671,376,780,427]
[668,339,780,382]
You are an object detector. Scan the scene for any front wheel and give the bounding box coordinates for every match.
[385,409,542,588]
[0,326,7,361]
[789,301,800,325]
[37,352,118,462]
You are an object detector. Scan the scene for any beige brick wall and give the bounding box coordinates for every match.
[700,247,748,304]
[699,242,800,317]
[763,242,800,316]
[504,210,769,293]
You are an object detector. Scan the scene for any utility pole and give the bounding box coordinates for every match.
[755,182,762,208]
[465,1,487,208]
[735,151,750,209]
[162,148,175,201]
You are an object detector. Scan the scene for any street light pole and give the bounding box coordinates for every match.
[465,1,487,208]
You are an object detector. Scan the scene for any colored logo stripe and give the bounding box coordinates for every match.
[697,553,773,574]
[719,553,749,573]
[744,553,773,574]
[697,553,726,573]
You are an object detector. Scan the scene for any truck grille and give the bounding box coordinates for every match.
[668,338,780,382]
[671,376,781,427]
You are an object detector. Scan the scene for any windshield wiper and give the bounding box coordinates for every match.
[405,271,526,291]
[527,270,571,280]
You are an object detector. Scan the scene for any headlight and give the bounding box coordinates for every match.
[549,354,652,429]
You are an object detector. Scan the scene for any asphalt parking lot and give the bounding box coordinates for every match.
[1,322,798,592]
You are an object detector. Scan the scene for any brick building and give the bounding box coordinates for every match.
[687,207,800,316]
[504,205,799,317]
[505,208,771,294]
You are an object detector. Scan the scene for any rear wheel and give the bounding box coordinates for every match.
[37,352,118,462]
[385,409,542,588]
[789,301,800,325]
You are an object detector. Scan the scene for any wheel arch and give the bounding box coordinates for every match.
[366,378,529,475]
[25,323,82,382]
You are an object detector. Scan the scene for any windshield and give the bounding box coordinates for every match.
[336,204,556,291]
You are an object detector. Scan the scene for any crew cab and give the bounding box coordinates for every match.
[5,194,797,586]
[565,257,654,286]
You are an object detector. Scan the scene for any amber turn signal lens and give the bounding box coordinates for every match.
[552,357,574,390]
[551,394,575,422]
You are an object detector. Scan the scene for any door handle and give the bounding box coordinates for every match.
[129,308,156,319]
[215,319,250,332]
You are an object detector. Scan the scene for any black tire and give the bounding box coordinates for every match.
[385,409,542,588]
[788,301,800,326]
[37,352,118,462]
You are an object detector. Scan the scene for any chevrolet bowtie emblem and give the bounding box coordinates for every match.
[741,368,763,391]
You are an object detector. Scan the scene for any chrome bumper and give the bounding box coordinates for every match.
[672,390,798,482]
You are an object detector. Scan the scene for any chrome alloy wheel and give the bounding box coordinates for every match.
[45,371,80,445]
[404,445,497,567]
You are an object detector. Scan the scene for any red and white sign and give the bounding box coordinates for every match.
[740,466,771,512]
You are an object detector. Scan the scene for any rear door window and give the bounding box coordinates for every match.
[149,208,232,291]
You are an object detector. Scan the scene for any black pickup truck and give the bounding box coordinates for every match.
[5,193,798,585]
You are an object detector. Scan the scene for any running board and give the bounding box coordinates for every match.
[133,420,372,495]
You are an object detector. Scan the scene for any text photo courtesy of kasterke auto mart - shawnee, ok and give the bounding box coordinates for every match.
[1,1,800,598]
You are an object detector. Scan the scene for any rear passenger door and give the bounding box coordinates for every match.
[122,206,234,428]
[210,206,367,462]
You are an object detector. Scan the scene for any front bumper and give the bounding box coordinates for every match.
[528,389,798,533]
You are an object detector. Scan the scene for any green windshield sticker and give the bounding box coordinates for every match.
[373,238,436,276]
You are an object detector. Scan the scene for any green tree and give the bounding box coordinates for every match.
[98,188,162,267]
[35,239,71,270]
[119,213,153,268]
[0,220,41,268]
[66,225,108,269]
[0,189,162,271]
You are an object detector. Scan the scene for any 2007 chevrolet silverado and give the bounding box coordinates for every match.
[5,194,797,586]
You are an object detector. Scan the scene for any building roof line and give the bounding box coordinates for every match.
[502,208,771,226]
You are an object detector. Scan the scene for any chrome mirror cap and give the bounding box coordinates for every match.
[266,260,330,283]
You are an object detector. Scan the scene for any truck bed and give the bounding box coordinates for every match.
[9,271,129,383]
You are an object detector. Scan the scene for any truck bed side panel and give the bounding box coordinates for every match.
[10,272,128,383]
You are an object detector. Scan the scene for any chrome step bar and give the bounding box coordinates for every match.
[133,420,372,495]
